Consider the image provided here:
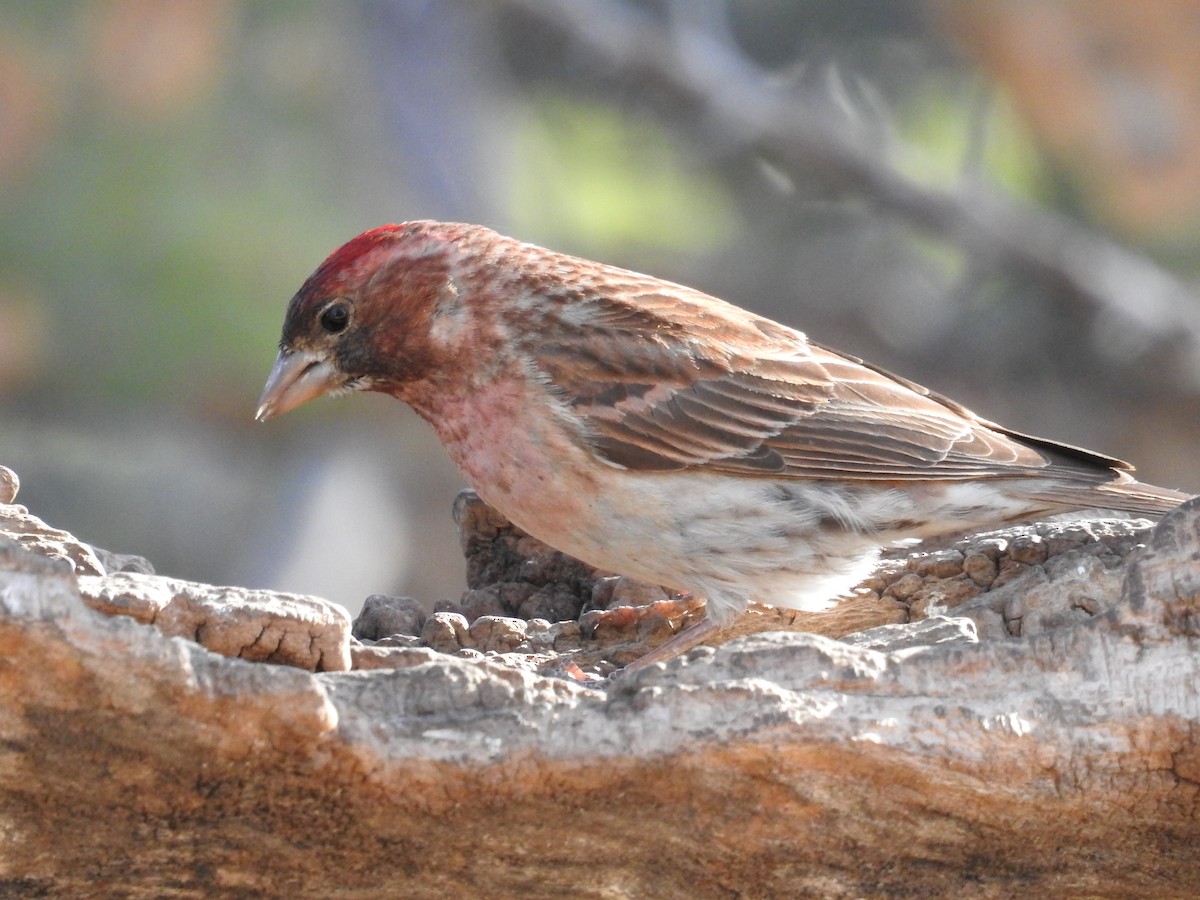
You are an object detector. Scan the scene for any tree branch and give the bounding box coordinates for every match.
[495,0,1200,378]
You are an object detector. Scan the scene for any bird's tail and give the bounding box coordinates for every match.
[1030,476,1191,519]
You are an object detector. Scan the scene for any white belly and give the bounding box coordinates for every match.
[416,379,1037,623]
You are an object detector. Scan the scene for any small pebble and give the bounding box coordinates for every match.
[0,466,18,504]
[550,620,582,651]
[421,612,471,654]
[448,585,513,622]
[1007,535,1048,566]
[883,573,924,601]
[911,549,965,579]
[468,615,528,653]
[962,552,998,588]
[353,594,427,641]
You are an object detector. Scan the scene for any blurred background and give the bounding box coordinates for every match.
[3,0,1200,617]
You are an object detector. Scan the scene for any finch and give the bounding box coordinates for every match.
[257,221,1189,670]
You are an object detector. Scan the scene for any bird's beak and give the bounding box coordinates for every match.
[255,349,343,422]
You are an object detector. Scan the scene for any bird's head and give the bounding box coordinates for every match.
[255,221,481,422]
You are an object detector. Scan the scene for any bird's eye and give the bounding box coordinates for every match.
[320,302,350,334]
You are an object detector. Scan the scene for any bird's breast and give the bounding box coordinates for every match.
[409,375,617,543]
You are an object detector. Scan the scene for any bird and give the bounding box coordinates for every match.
[256,220,1189,671]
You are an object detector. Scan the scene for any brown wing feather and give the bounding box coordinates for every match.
[521,274,1129,486]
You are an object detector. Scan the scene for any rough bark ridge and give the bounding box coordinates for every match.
[2,469,1200,896]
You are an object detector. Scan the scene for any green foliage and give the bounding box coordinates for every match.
[0,67,364,406]
[896,79,1049,200]
[509,96,739,257]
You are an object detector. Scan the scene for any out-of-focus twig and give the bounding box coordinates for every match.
[495,0,1200,377]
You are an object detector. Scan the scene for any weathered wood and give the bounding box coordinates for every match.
[1,494,1199,896]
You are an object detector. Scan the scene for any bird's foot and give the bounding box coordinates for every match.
[615,616,724,676]
[579,593,704,645]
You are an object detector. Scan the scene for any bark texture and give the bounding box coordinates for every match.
[2,480,1200,897]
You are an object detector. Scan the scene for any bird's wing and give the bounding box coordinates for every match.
[531,287,1127,484]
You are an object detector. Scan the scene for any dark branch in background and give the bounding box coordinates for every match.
[495,0,1200,382]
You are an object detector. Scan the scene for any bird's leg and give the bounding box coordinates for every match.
[619,615,723,674]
